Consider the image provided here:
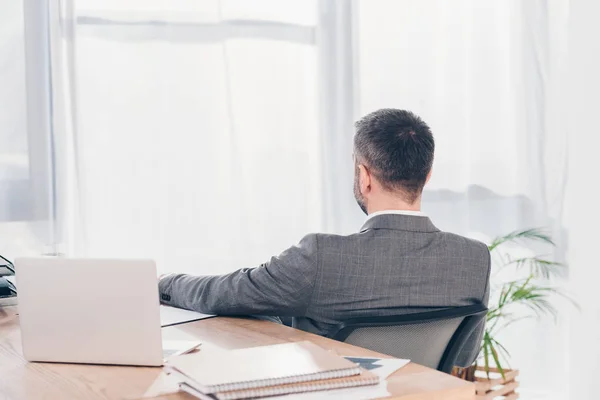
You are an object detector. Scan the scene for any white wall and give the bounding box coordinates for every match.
[566,0,600,398]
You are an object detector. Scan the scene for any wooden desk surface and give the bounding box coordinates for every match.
[0,305,474,400]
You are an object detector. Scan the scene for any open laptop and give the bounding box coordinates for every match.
[15,257,202,366]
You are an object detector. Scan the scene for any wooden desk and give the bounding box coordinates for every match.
[0,305,474,400]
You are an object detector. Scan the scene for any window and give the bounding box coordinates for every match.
[0,1,56,258]
[40,0,355,273]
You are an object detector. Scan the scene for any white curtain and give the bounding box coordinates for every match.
[54,0,326,275]
[355,1,569,399]
[0,0,57,259]
[356,0,568,247]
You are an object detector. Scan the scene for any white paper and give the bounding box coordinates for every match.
[160,305,214,327]
[344,357,411,380]
[270,382,391,400]
[162,340,202,359]
[139,342,202,398]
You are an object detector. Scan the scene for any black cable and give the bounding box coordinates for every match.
[0,254,15,274]
[0,254,16,296]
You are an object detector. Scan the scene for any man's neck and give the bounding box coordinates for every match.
[367,198,421,214]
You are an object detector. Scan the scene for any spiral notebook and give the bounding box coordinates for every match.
[165,341,362,395]
[180,369,379,400]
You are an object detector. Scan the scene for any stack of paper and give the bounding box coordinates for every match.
[165,341,379,399]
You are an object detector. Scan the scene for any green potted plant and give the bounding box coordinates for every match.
[453,228,575,399]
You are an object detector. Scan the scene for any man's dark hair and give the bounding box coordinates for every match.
[354,109,435,204]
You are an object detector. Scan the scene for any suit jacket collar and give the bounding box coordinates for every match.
[360,214,440,233]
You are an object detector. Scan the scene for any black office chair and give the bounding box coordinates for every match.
[330,304,487,373]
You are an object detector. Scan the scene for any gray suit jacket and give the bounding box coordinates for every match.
[159,214,490,367]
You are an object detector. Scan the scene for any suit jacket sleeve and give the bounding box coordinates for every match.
[455,246,491,367]
[158,234,319,317]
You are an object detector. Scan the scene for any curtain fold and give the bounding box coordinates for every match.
[355,1,569,398]
[0,0,59,258]
[52,0,324,274]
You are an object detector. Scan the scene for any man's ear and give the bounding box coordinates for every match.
[425,169,433,184]
[358,164,371,195]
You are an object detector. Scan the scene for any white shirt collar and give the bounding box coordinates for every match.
[365,209,427,221]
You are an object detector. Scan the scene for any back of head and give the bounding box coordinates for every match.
[354,109,435,205]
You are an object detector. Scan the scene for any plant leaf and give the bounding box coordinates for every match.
[494,315,535,333]
[506,257,565,279]
[491,338,512,372]
[481,227,579,374]
[491,338,511,360]
[482,332,491,379]
[485,331,505,379]
[489,228,554,252]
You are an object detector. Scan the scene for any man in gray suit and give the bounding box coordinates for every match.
[159,109,490,367]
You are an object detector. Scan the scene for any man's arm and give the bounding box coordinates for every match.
[158,234,319,317]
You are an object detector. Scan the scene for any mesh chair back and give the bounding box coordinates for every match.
[331,304,487,373]
[342,317,464,369]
